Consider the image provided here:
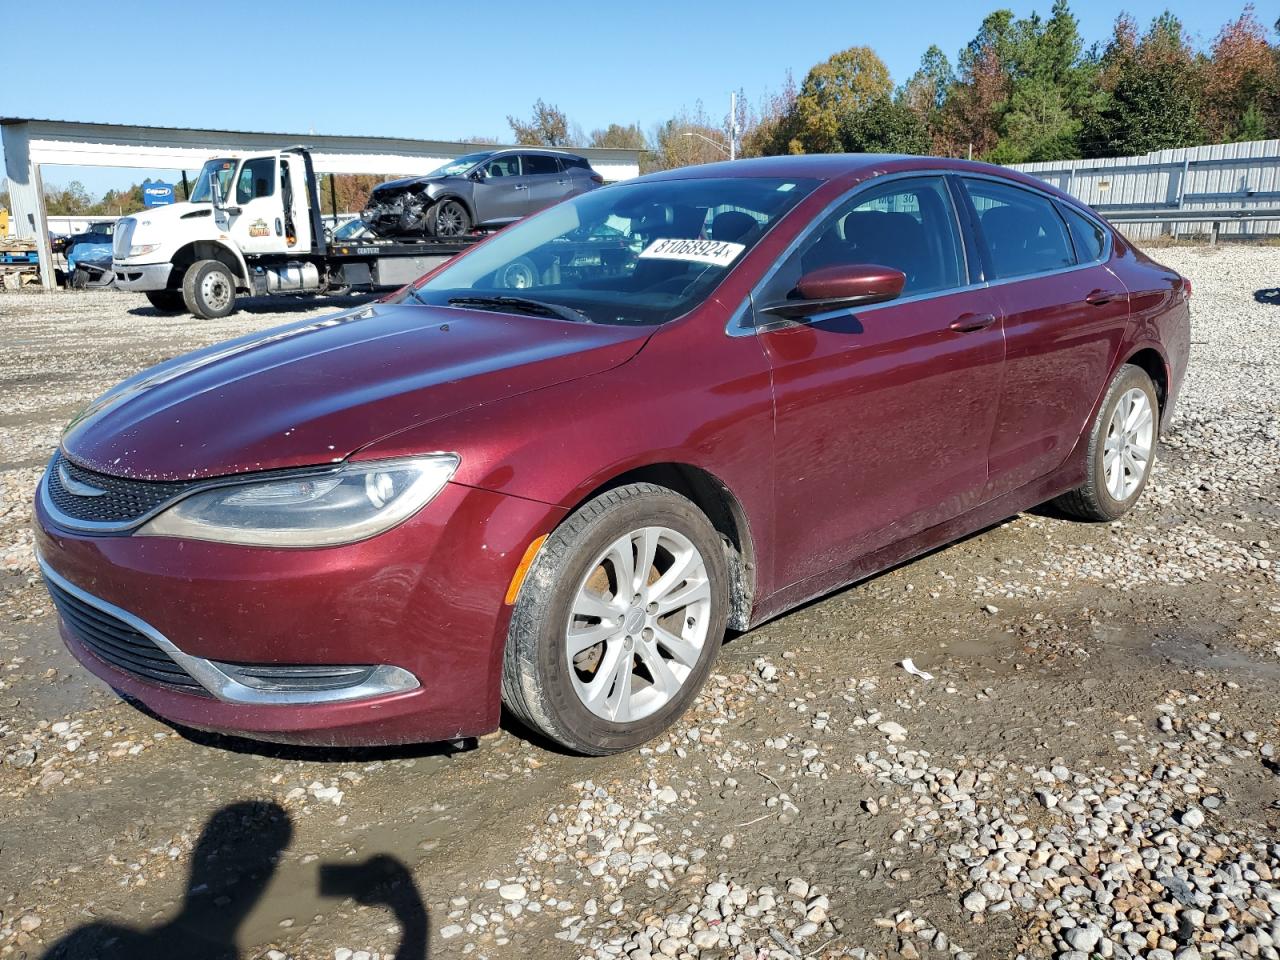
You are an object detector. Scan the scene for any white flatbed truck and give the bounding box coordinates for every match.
[111,147,478,318]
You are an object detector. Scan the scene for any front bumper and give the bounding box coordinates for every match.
[35,480,564,746]
[112,261,173,291]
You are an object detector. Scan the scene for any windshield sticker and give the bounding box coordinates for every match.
[638,238,745,268]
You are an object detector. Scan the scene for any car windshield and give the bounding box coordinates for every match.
[190,157,238,203]
[401,176,819,326]
[426,152,494,178]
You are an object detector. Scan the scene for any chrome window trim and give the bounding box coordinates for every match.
[957,171,1114,268]
[729,168,1114,336]
[39,557,420,706]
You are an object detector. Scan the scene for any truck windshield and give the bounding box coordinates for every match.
[399,176,819,326]
[425,152,493,178]
[190,158,238,203]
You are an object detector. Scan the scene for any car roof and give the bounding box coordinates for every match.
[490,147,588,160]
[635,153,1068,196]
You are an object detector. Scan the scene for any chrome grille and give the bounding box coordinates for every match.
[45,452,196,526]
[44,575,209,695]
[112,217,135,260]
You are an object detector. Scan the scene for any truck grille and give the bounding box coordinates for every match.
[44,575,209,695]
[45,452,196,526]
[112,218,135,260]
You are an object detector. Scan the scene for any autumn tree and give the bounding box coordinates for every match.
[740,73,801,157]
[1082,12,1205,157]
[589,123,648,150]
[900,45,954,150]
[507,99,573,147]
[1201,6,1279,141]
[43,181,93,216]
[793,46,893,153]
[647,103,730,171]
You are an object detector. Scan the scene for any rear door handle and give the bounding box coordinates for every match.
[1085,289,1122,305]
[949,312,997,333]
[513,184,528,191]
[556,179,569,185]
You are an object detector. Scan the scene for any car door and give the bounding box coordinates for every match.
[470,155,527,225]
[522,154,574,213]
[227,155,288,255]
[957,177,1131,498]
[755,175,1006,587]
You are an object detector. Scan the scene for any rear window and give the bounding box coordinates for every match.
[964,178,1074,280]
[1059,203,1107,263]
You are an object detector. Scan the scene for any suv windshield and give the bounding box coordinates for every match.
[190,158,237,203]
[402,176,818,326]
[427,152,494,178]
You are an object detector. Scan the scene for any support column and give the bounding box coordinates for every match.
[1,121,56,290]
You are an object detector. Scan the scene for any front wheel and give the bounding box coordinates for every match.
[427,199,472,238]
[182,259,237,319]
[1053,364,1159,521]
[502,483,728,755]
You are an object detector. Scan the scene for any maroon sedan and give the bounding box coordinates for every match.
[35,156,1189,754]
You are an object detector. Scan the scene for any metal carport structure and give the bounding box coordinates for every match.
[2,117,644,290]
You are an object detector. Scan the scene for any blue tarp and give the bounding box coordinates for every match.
[66,241,112,272]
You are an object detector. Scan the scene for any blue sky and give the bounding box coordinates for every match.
[0,0,1250,196]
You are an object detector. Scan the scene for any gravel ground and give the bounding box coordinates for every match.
[0,246,1277,960]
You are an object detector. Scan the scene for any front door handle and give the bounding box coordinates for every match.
[1085,289,1122,305]
[556,179,569,185]
[949,312,997,333]
[512,184,529,191]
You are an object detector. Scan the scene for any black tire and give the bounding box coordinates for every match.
[182,259,237,319]
[496,256,538,289]
[502,483,728,755]
[145,290,186,314]
[1053,364,1159,521]
[427,199,472,238]
[69,268,90,290]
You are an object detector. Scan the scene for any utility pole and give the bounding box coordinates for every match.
[729,91,737,161]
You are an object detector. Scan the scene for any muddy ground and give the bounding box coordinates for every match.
[0,245,1276,960]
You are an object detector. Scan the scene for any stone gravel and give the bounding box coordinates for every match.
[0,244,1277,959]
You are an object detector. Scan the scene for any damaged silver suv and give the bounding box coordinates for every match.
[362,148,605,239]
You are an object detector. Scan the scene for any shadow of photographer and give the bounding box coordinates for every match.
[42,800,428,960]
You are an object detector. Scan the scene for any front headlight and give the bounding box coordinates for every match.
[137,455,459,546]
[126,243,161,258]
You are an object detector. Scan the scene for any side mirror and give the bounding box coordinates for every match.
[759,263,906,319]
[469,170,485,183]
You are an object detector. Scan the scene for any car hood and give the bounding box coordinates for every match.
[371,175,450,194]
[61,303,649,481]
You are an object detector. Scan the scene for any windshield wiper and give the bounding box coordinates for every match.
[447,295,593,324]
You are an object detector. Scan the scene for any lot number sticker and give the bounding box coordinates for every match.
[638,238,745,267]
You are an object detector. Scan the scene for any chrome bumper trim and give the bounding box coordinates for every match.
[39,557,420,706]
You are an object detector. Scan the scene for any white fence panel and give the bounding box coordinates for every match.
[1011,139,1280,239]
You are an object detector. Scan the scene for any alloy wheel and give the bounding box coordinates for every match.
[566,526,711,723]
[1103,387,1154,501]
[435,202,467,237]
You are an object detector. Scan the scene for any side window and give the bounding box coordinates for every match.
[483,156,521,179]
[964,179,1074,279]
[236,157,276,204]
[1059,202,1107,264]
[757,176,965,308]
[522,154,559,176]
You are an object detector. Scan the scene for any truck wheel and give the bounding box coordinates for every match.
[183,260,236,319]
[69,268,90,290]
[145,290,186,314]
[428,200,472,238]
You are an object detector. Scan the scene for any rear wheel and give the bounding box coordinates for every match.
[428,199,472,238]
[502,483,728,755]
[145,289,186,314]
[182,259,236,319]
[497,257,538,289]
[1054,364,1158,521]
